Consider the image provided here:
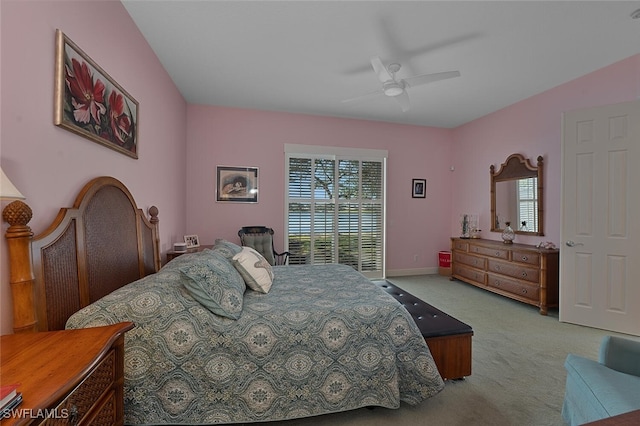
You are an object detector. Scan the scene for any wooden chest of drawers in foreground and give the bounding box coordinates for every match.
[451,238,559,315]
[1,322,134,425]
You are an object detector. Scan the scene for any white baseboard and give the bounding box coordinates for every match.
[386,267,438,277]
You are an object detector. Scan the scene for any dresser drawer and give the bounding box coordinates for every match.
[468,244,509,260]
[44,349,116,425]
[488,273,539,302]
[453,240,469,252]
[487,259,539,283]
[511,250,540,266]
[454,252,487,269]
[454,264,486,285]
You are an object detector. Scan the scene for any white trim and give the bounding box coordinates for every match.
[386,267,439,277]
[285,143,388,159]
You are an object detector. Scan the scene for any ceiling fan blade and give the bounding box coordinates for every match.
[370,56,393,83]
[404,70,461,88]
[341,89,384,104]
[394,91,410,112]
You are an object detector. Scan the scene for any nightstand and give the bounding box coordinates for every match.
[0,322,134,425]
[166,244,213,262]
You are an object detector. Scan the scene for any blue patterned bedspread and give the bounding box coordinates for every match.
[66,255,444,424]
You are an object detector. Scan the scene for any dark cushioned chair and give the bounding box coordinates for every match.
[238,226,290,265]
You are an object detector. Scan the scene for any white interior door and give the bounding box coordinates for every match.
[561,100,640,336]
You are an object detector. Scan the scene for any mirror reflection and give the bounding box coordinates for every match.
[494,177,538,233]
[491,153,544,236]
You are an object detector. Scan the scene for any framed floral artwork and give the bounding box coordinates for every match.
[54,29,139,159]
[216,166,259,203]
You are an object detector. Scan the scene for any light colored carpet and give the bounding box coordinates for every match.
[265,274,635,426]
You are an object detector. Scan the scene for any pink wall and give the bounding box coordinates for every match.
[1,0,637,336]
[185,106,454,274]
[184,53,640,274]
[452,54,640,247]
[0,0,188,334]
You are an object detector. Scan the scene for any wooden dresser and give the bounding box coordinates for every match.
[450,238,559,315]
[0,322,134,425]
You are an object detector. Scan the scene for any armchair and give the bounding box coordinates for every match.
[562,336,640,425]
[238,226,289,265]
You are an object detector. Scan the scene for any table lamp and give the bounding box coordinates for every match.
[1,168,31,227]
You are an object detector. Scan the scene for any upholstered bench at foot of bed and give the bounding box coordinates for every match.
[374,280,473,380]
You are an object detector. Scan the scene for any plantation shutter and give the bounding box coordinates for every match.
[360,161,383,272]
[517,177,538,232]
[285,145,386,279]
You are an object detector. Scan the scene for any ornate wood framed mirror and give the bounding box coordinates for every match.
[490,153,544,236]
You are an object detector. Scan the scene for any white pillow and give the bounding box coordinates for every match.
[232,247,274,293]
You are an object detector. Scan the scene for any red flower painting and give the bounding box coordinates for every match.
[55,30,138,158]
[65,58,107,125]
[108,91,133,145]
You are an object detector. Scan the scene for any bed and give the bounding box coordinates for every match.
[5,176,444,424]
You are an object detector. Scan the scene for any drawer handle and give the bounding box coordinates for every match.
[522,288,528,294]
[495,251,501,256]
[494,280,500,286]
[521,256,528,261]
[521,271,528,278]
[494,265,501,271]
[70,404,79,425]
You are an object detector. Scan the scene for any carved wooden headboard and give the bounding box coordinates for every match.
[4,176,160,333]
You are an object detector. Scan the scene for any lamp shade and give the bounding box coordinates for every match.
[0,168,25,200]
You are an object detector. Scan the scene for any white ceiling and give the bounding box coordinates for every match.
[122,1,640,128]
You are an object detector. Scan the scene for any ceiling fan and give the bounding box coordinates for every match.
[343,56,461,112]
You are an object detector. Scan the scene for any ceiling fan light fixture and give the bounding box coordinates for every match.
[383,81,404,97]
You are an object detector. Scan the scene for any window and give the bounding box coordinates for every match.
[517,177,538,232]
[285,145,387,279]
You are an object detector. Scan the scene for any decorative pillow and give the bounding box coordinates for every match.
[232,247,274,293]
[211,238,243,260]
[179,251,246,319]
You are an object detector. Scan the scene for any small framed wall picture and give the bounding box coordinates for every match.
[216,166,259,203]
[412,179,426,198]
[184,235,200,248]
